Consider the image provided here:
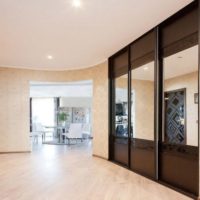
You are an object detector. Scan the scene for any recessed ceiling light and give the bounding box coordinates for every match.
[72,0,82,8]
[47,55,53,60]
[143,67,148,71]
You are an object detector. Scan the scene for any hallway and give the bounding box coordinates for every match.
[0,144,192,200]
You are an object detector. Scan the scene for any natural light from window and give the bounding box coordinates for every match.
[32,98,55,127]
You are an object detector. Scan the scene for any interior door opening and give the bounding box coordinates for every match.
[29,80,93,151]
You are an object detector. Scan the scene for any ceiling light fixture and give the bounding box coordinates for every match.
[143,67,148,71]
[72,0,82,8]
[47,55,53,60]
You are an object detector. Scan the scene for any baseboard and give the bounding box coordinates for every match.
[0,151,31,154]
[92,154,108,160]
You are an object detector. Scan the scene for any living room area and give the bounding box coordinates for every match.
[29,80,93,147]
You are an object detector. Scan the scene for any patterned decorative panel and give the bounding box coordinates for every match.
[165,90,185,144]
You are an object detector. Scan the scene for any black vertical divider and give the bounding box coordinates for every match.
[108,57,112,160]
[154,27,159,180]
[158,26,164,182]
[57,97,60,108]
[128,46,131,168]
[56,97,60,127]
[112,62,116,162]
[108,57,114,160]
[198,0,200,196]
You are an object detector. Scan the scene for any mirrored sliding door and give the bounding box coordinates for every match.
[159,5,199,195]
[111,49,129,166]
[130,30,155,178]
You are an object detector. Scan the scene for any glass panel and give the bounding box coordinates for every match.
[130,61,155,177]
[160,5,198,195]
[112,50,129,166]
[115,74,128,137]
[163,45,198,147]
[130,30,155,178]
[131,62,154,139]
[161,43,199,195]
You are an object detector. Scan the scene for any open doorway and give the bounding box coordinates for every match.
[29,80,93,147]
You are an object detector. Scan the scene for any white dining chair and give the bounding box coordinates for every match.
[62,123,83,144]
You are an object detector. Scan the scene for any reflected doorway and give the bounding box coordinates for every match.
[164,89,186,144]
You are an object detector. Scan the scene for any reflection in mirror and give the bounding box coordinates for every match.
[131,62,154,140]
[164,45,198,146]
[115,74,128,137]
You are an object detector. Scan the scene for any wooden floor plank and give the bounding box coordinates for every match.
[0,142,192,200]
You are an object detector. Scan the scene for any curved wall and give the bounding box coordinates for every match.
[0,61,108,159]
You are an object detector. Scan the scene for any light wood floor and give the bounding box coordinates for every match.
[0,142,193,200]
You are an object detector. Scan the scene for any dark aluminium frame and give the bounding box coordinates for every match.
[108,0,200,199]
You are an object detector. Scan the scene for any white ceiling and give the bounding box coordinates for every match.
[30,80,93,97]
[131,45,198,81]
[0,0,193,70]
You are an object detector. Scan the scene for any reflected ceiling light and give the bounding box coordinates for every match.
[143,67,148,71]
[72,0,82,8]
[47,55,53,60]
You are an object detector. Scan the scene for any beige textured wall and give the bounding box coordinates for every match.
[165,71,198,146]
[132,79,154,140]
[116,77,154,140]
[0,62,109,158]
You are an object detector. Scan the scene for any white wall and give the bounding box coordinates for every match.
[60,97,92,108]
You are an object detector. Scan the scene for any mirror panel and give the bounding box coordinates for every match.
[130,30,155,178]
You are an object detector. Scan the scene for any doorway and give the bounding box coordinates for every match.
[29,80,93,147]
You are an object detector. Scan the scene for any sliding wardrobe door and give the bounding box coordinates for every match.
[130,30,156,178]
[159,4,199,195]
[111,49,129,166]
